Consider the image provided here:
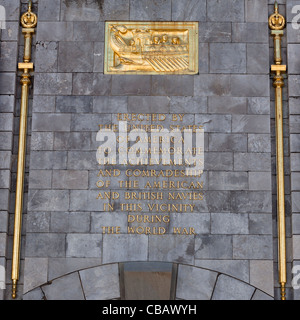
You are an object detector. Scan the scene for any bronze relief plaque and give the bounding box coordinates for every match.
[104,21,199,75]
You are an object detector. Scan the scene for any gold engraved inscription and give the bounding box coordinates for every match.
[104,21,198,75]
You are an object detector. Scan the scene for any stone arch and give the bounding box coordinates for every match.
[23,262,273,300]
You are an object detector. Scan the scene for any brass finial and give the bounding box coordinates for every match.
[21,0,37,28]
[274,1,278,13]
[269,1,285,30]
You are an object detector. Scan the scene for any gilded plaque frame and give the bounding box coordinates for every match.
[104,21,198,75]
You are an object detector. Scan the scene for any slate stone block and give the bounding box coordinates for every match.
[61,0,129,21]
[169,213,210,235]
[292,192,300,213]
[111,75,151,96]
[38,0,61,21]
[0,42,18,72]
[207,0,244,22]
[0,95,14,113]
[195,235,233,259]
[54,132,91,151]
[0,73,16,94]
[211,213,248,235]
[91,212,127,233]
[245,0,268,22]
[234,153,271,171]
[249,172,272,191]
[210,43,246,74]
[0,113,13,132]
[231,75,270,97]
[58,42,94,72]
[176,265,218,300]
[0,170,10,189]
[247,44,270,74]
[52,170,88,190]
[149,235,195,264]
[30,151,67,170]
[199,43,209,73]
[209,133,247,152]
[248,134,271,153]
[247,97,270,115]
[23,258,48,294]
[209,172,248,191]
[212,274,255,300]
[194,75,231,96]
[102,234,148,263]
[93,42,104,73]
[93,96,128,113]
[208,97,247,114]
[35,41,58,73]
[25,233,66,257]
[130,0,171,20]
[233,235,273,259]
[80,264,120,300]
[32,113,71,132]
[195,114,231,133]
[70,190,108,211]
[250,260,274,296]
[73,73,111,96]
[51,212,90,233]
[26,211,50,233]
[152,76,194,96]
[232,23,269,43]
[249,214,272,235]
[0,233,7,256]
[291,153,300,172]
[289,76,300,97]
[37,22,73,41]
[56,96,93,113]
[172,0,206,21]
[42,273,84,300]
[32,96,55,113]
[28,190,69,211]
[34,73,72,95]
[290,134,300,152]
[204,153,233,171]
[231,191,272,213]
[71,113,111,132]
[73,22,105,42]
[128,96,170,114]
[232,115,270,133]
[198,22,231,42]
[170,96,207,114]
[0,151,11,170]
[31,132,54,151]
[0,212,8,233]
[66,234,102,258]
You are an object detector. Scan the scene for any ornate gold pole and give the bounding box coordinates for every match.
[269,2,287,300]
[11,0,37,299]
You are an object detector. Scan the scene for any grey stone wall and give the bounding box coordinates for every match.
[0,0,298,300]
